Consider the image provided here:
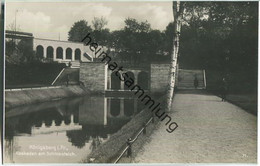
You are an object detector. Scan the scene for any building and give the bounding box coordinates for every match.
[5,30,107,64]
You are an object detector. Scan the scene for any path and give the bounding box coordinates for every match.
[134,90,257,163]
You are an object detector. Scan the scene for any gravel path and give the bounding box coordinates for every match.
[134,91,257,163]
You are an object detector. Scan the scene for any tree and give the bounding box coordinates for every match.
[91,17,110,46]
[165,1,185,112]
[68,20,92,42]
[176,2,258,92]
[124,18,151,33]
[112,18,158,64]
[92,17,108,31]
[16,38,36,63]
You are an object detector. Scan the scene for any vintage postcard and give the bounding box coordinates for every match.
[2,0,258,164]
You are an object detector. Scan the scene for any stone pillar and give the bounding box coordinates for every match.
[53,47,56,61]
[135,71,139,86]
[150,63,170,93]
[72,49,75,61]
[62,47,66,61]
[80,62,107,93]
[120,99,124,117]
[43,46,47,58]
[104,98,107,125]
[107,75,111,90]
[107,98,111,118]
[120,78,124,90]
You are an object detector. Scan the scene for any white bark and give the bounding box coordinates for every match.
[166,1,184,112]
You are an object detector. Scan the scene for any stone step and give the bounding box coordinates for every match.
[177,69,205,88]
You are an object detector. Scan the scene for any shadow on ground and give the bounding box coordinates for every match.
[176,89,257,116]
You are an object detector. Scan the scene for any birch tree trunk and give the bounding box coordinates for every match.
[165,1,184,112]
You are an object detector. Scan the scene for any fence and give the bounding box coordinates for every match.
[113,115,155,163]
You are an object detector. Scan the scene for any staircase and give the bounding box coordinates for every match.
[177,69,206,89]
[70,61,80,68]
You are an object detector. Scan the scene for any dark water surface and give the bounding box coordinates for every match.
[4,95,144,163]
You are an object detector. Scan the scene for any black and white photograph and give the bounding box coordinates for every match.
[2,0,258,164]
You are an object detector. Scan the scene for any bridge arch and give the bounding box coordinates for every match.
[110,99,120,117]
[75,48,81,61]
[56,47,63,59]
[46,46,54,59]
[64,116,71,125]
[124,71,135,90]
[124,99,134,116]
[66,48,72,60]
[138,71,149,90]
[36,45,44,58]
[111,71,121,90]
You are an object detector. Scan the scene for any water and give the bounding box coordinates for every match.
[4,95,144,163]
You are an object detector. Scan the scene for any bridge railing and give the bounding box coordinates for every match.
[113,115,155,163]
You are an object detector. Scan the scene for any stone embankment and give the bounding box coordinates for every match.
[5,85,89,108]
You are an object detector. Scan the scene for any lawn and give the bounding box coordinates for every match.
[226,93,257,115]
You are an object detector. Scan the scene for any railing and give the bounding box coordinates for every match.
[113,115,155,163]
[51,68,65,85]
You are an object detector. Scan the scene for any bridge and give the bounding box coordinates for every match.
[5,30,106,64]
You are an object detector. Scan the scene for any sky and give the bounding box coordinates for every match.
[6,1,173,41]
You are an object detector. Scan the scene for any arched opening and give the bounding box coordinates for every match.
[124,99,134,116]
[138,71,149,90]
[46,46,54,59]
[124,71,135,90]
[110,99,120,117]
[55,119,62,126]
[45,119,52,127]
[34,121,42,127]
[64,115,71,125]
[75,48,81,61]
[56,47,63,59]
[111,71,121,90]
[66,48,72,60]
[36,45,44,58]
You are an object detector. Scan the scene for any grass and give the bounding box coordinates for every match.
[207,89,257,116]
[225,93,257,115]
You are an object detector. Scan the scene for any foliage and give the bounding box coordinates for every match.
[66,2,258,92]
[68,20,92,42]
[91,17,110,46]
[5,62,66,88]
[110,18,166,64]
[177,1,258,92]
[5,38,39,64]
[92,17,108,31]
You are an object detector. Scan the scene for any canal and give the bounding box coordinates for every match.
[4,94,145,163]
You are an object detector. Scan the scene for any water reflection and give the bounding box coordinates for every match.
[4,95,139,163]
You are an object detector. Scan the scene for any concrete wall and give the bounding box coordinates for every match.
[5,85,88,109]
[79,62,170,93]
[33,38,106,63]
[107,68,150,90]
[150,63,170,93]
[79,96,107,125]
[80,62,107,93]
